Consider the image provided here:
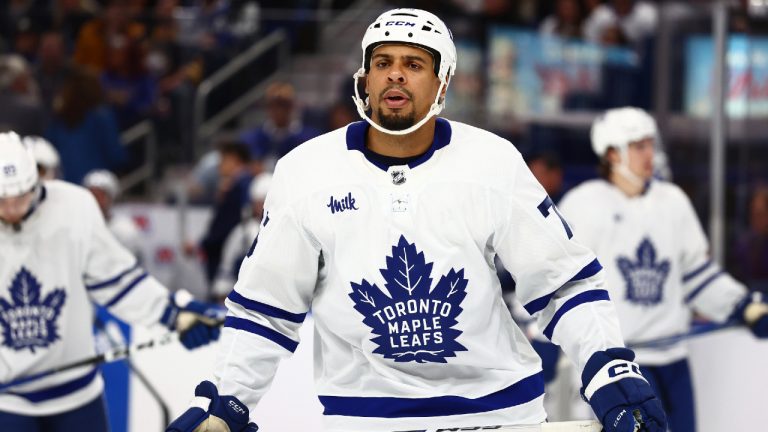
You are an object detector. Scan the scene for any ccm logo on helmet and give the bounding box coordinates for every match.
[608,362,641,378]
[385,21,415,27]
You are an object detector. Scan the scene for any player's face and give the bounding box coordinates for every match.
[366,44,442,131]
[0,190,35,224]
[626,137,655,180]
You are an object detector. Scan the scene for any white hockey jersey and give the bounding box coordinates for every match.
[558,179,747,365]
[0,181,173,415]
[216,119,625,432]
[109,214,144,262]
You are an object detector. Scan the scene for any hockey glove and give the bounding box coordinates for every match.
[581,348,667,432]
[734,292,768,338]
[161,291,226,349]
[166,380,258,432]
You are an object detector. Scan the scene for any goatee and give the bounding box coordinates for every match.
[377,109,416,131]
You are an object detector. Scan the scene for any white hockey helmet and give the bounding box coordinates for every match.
[249,172,272,202]
[591,107,658,158]
[0,131,38,198]
[24,135,60,171]
[83,169,120,199]
[352,8,457,136]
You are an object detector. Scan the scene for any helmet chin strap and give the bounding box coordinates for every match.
[352,67,447,136]
[613,148,645,188]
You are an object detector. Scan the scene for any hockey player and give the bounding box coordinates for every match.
[0,132,223,431]
[82,169,144,260]
[168,9,666,432]
[557,107,768,431]
[24,136,60,181]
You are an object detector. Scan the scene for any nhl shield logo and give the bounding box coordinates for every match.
[349,235,468,363]
[390,170,406,185]
[617,238,670,306]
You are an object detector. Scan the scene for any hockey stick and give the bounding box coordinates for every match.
[95,315,172,428]
[628,319,740,349]
[396,420,603,432]
[1,329,187,393]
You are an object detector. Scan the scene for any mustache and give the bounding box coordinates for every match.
[379,86,413,100]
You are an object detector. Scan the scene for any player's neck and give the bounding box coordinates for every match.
[610,171,645,197]
[365,118,436,157]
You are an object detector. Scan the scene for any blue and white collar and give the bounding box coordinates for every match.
[345,118,452,171]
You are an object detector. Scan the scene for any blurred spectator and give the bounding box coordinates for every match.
[187,140,253,289]
[147,0,204,160]
[51,0,97,47]
[73,0,146,74]
[539,0,585,39]
[240,81,321,174]
[187,149,220,205]
[584,0,657,46]
[212,171,272,302]
[100,37,158,128]
[731,186,768,294]
[0,0,51,49]
[24,135,61,180]
[526,151,565,202]
[45,66,126,183]
[0,54,47,136]
[82,168,145,260]
[326,100,357,131]
[34,31,73,115]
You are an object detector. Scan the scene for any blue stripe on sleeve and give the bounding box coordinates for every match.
[104,272,148,308]
[682,260,713,283]
[569,258,602,281]
[523,259,603,316]
[9,369,98,403]
[224,316,299,352]
[86,263,140,291]
[684,271,724,303]
[319,372,543,418]
[542,289,611,340]
[227,290,306,323]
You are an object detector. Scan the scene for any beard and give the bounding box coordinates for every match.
[376,108,416,131]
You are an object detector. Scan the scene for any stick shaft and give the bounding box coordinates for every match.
[398,421,603,432]
[0,332,179,392]
[628,320,738,349]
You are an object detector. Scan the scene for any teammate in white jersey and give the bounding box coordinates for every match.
[557,107,768,431]
[168,9,666,432]
[0,132,223,431]
[83,169,144,260]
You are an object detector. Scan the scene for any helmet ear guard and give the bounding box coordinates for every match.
[352,8,457,136]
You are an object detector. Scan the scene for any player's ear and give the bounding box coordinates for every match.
[606,147,620,165]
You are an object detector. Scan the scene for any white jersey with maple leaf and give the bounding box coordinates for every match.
[558,179,747,365]
[216,119,625,431]
[0,181,173,415]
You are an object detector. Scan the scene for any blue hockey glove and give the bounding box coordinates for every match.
[734,292,768,338]
[166,380,258,432]
[530,339,560,384]
[581,348,667,432]
[161,291,226,350]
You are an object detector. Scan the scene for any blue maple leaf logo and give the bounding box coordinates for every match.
[617,238,670,306]
[349,235,468,363]
[0,268,67,353]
